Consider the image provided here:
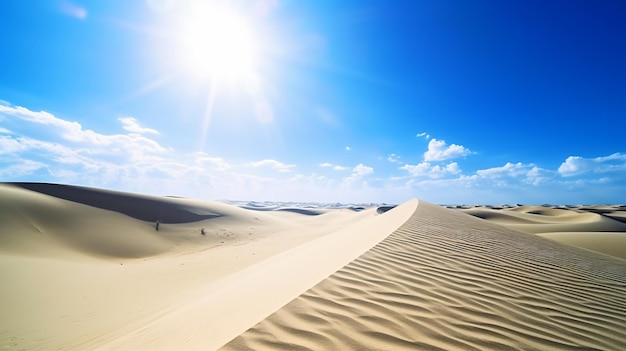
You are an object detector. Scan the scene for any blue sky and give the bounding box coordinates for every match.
[1,0,625,204]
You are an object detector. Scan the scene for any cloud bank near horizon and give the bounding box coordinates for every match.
[1,102,625,204]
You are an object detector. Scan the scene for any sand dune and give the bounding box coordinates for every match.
[460,205,626,260]
[223,201,626,350]
[0,183,403,350]
[2,183,625,350]
[11,182,222,223]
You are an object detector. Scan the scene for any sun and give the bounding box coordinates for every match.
[177,5,258,83]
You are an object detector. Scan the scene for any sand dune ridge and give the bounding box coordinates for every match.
[223,201,626,350]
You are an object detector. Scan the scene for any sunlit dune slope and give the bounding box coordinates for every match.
[222,201,626,350]
[1,182,408,350]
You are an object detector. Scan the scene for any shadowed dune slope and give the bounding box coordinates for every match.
[0,183,282,259]
[222,201,626,351]
[10,182,220,223]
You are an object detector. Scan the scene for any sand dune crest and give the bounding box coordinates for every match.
[222,201,626,350]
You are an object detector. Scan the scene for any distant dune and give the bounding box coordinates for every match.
[1,183,624,350]
[460,204,626,260]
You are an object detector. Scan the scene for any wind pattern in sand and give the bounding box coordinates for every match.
[223,201,626,350]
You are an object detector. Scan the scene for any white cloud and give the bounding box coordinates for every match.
[400,162,431,177]
[0,104,165,156]
[400,162,461,179]
[0,136,28,154]
[0,104,79,131]
[3,101,626,204]
[0,159,47,177]
[387,153,400,163]
[526,166,553,186]
[558,153,626,177]
[0,127,13,134]
[345,146,351,151]
[416,132,430,139]
[467,162,559,189]
[558,156,590,176]
[352,163,373,176]
[423,138,472,162]
[0,103,174,187]
[477,162,530,178]
[343,163,373,185]
[249,159,295,172]
[319,162,349,171]
[431,162,461,177]
[194,152,231,171]
[118,117,159,135]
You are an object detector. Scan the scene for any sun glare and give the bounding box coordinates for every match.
[178,6,258,83]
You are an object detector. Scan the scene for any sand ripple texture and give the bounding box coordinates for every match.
[222,201,626,351]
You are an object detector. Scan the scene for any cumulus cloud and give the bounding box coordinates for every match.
[343,163,373,185]
[0,103,175,188]
[399,162,430,177]
[0,104,164,156]
[249,159,296,172]
[431,162,461,177]
[3,100,625,204]
[352,163,373,176]
[400,162,461,178]
[526,166,553,186]
[423,138,472,162]
[471,162,557,188]
[558,153,626,177]
[118,117,159,135]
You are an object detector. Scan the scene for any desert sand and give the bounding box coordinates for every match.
[459,205,626,260]
[1,183,625,350]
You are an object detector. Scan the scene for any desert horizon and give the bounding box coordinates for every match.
[1,182,625,350]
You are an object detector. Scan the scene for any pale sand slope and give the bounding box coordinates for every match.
[0,183,414,350]
[223,201,626,351]
[461,205,626,260]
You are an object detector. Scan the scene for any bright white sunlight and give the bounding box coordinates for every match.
[177,4,258,83]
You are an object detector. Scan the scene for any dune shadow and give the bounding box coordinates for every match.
[11,182,220,223]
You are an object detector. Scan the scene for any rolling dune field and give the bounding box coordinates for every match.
[1,183,625,350]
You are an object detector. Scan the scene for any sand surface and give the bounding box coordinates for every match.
[1,183,625,350]
[0,183,410,350]
[460,205,626,260]
[224,202,626,350]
